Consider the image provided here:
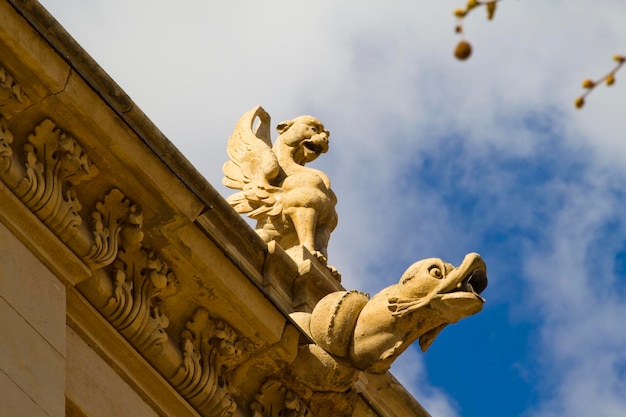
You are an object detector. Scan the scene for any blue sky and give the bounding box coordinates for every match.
[39,1,626,416]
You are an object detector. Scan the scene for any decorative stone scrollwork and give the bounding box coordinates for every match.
[0,65,29,115]
[0,66,26,103]
[0,117,13,172]
[250,379,313,417]
[85,190,251,416]
[13,119,98,241]
[84,188,133,270]
[102,206,177,357]
[170,307,253,417]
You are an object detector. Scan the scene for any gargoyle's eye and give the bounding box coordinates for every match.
[429,266,443,279]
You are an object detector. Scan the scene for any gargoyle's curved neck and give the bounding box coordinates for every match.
[273,140,305,175]
[350,290,451,374]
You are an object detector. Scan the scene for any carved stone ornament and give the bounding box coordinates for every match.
[0,65,30,116]
[0,65,491,415]
[222,107,490,412]
[0,114,114,267]
[13,119,98,241]
[250,379,313,417]
[102,204,177,357]
[223,106,337,262]
[0,116,13,172]
[170,307,254,416]
[0,96,251,414]
[290,253,489,387]
[84,188,133,269]
[85,191,249,416]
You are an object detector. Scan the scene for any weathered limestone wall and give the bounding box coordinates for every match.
[0,218,160,417]
[65,326,159,417]
[0,221,66,417]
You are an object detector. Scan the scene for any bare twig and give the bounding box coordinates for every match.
[575,55,625,108]
[453,0,503,60]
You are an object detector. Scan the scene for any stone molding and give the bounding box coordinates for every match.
[0,72,339,416]
[0,108,260,416]
[0,64,30,116]
[251,379,313,417]
[14,119,98,241]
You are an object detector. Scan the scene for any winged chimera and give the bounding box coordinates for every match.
[223,106,337,260]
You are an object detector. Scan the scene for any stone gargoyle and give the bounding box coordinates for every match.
[223,106,337,260]
[289,253,488,391]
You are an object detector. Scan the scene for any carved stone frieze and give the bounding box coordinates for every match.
[250,379,313,417]
[0,116,142,273]
[0,115,105,262]
[170,307,254,417]
[102,206,177,357]
[12,119,98,241]
[0,117,13,172]
[0,110,260,415]
[79,189,256,416]
[84,188,133,270]
[0,65,30,116]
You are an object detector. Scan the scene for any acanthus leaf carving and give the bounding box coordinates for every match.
[250,379,313,417]
[13,119,98,241]
[84,188,132,270]
[0,116,13,172]
[170,307,254,417]
[102,207,177,357]
[0,65,29,116]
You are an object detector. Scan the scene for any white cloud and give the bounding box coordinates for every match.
[391,348,461,417]
[522,170,626,417]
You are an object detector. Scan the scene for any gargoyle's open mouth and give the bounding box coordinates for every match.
[453,269,488,302]
[303,140,327,155]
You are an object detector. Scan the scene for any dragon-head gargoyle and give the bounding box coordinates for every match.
[290,253,488,390]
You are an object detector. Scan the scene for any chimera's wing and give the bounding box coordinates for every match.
[222,106,281,217]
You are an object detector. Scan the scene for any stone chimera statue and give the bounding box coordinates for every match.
[223,106,337,261]
[224,107,489,398]
[290,252,488,391]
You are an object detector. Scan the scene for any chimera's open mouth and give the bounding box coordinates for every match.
[304,140,323,154]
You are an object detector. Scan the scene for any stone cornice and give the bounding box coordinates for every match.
[0,1,431,416]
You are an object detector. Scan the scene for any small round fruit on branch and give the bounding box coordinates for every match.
[574,96,585,109]
[582,79,595,89]
[606,74,615,86]
[454,40,472,60]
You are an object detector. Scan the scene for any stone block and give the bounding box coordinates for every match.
[65,326,159,417]
[0,220,66,352]
[0,370,48,417]
[0,298,65,417]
